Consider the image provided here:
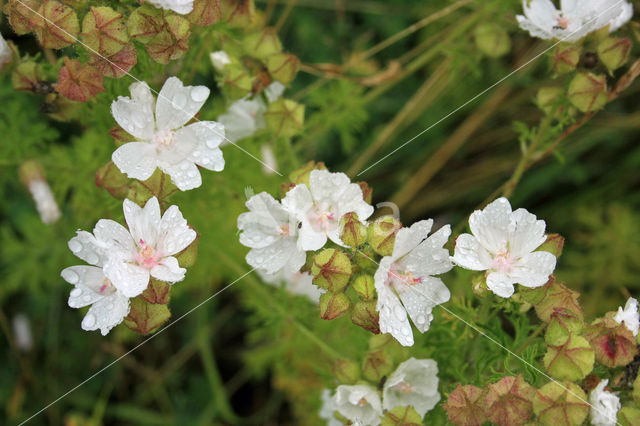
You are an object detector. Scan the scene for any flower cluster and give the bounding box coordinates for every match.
[62,197,196,335]
[320,358,440,425]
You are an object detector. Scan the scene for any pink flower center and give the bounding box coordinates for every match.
[555,15,569,29]
[135,239,160,269]
[278,224,291,237]
[152,129,175,147]
[395,381,415,394]
[491,248,513,273]
[388,265,422,287]
[99,278,114,294]
[357,397,368,407]
[309,204,336,231]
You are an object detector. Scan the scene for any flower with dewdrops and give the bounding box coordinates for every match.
[319,389,342,426]
[257,269,322,303]
[374,220,452,347]
[516,0,633,43]
[452,197,556,299]
[111,77,225,191]
[333,384,383,426]
[145,0,194,14]
[0,33,11,67]
[283,170,374,251]
[238,192,306,275]
[27,180,61,224]
[613,297,639,336]
[210,50,231,71]
[382,358,440,417]
[589,379,620,426]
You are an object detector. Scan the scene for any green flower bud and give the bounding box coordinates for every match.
[3,0,40,35]
[543,333,594,381]
[81,6,128,57]
[443,384,487,426]
[12,61,42,92]
[597,37,632,73]
[353,244,378,273]
[176,233,199,268]
[362,349,393,382]
[30,0,79,49]
[368,216,402,257]
[264,52,299,84]
[95,161,130,199]
[552,44,581,75]
[124,296,171,335]
[221,65,253,100]
[332,358,361,385]
[544,310,583,345]
[536,87,564,117]
[382,406,423,425]
[145,14,191,65]
[474,23,511,58]
[484,376,534,426]
[319,292,350,320]
[567,72,608,113]
[244,28,282,59]
[339,212,368,248]
[534,279,583,324]
[533,381,589,426]
[351,300,380,334]
[471,273,489,298]
[619,407,640,426]
[128,4,164,44]
[583,315,638,367]
[358,181,373,204]
[141,278,171,305]
[288,161,327,186]
[55,58,105,102]
[89,42,138,79]
[311,249,352,292]
[537,234,564,259]
[264,98,305,139]
[221,0,255,27]
[186,0,222,27]
[352,275,376,300]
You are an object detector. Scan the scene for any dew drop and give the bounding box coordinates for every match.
[187,170,197,178]
[192,150,201,157]
[416,314,426,325]
[82,314,96,328]
[68,240,82,253]
[190,86,209,102]
[401,326,411,336]
[393,305,405,320]
[83,294,92,302]
[106,303,114,311]
[180,163,190,171]
[87,253,99,265]
[70,288,82,297]
[64,270,80,284]
[206,139,218,149]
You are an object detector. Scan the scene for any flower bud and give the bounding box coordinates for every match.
[288,161,326,186]
[332,359,361,385]
[89,42,138,79]
[351,300,380,334]
[552,44,581,75]
[145,14,191,64]
[264,98,305,139]
[4,0,39,35]
[81,6,128,57]
[353,244,378,274]
[536,87,564,117]
[471,273,489,298]
[95,161,130,199]
[533,381,589,425]
[534,279,583,324]
[128,4,163,44]
[358,181,373,204]
[368,216,402,257]
[311,249,352,292]
[124,296,171,335]
[244,28,282,59]
[362,349,393,382]
[221,64,253,99]
[537,234,564,259]
[597,37,631,73]
[543,333,594,381]
[339,212,368,248]
[186,0,222,27]
[619,407,640,426]
[12,61,43,92]
[319,292,350,320]
[141,278,171,305]
[474,23,511,58]
[484,375,534,425]
[29,1,79,49]
[352,275,376,300]
[544,310,582,346]
[56,58,105,102]
[443,384,487,426]
[176,233,199,268]
[221,0,255,26]
[567,72,608,113]
[264,52,299,84]
[382,405,423,425]
[583,315,638,368]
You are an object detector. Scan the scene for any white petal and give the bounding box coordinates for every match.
[123,197,161,248]
[392,219,433,260]
[93,219,135,254]
[180,121,225,171]
[246,239,299,274]
[161,160,202,191]
[510,250,556,288]
[375,262,414,346]
[298,221,327,251]
[83,292,130,336]
[451,233,492,271]
[210,50,231,71]
[613,297,640,336]
[589,379,621,426]
[104,259,150,298]
[383,358,440,417]
[67,230,110,266]
[397,277,450,333]
[156,205,196,256]
[112,142,158,181]
[146,0,194,14]
[334,385,383,426]
[217,98,266,144]
[486,272,516,298]
[402,224,453,277]
[111,83,156,140]
[264,82,286,103]
[469,197,514,254]
[509,208,547,258]
[63,265,108,308]
[281,184,314,220]
[155,77,208,131]
[151,256,186,283]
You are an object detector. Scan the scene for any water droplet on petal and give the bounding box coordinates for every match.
[393,305,405,320]
[192,150,201,157]
[106,303,114,310]
[401,326,411,335]
[83,294,92,302]
[64,270,80,284]
[206,139,218,149]
[190,86,209,102]
[82,314,96,329]
[68,240,82,253]
[70,288,82,297]
[87,253,99,265]
[416,314,426,325]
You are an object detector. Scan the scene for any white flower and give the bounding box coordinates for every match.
[334,384,383,426]
[589,379,620,426]
[374,220,452,347]
[258,269,322,303]
[264,82,286,103]
[283,170,374,251]
[452,197,556,299]
[516,0,634,42]
[218,98,266,144]
[145,0,194,14]
[260,144,278,175]
[319,389,342,426]
[28,180,61,224]
[0,33,11,67]
[382,358,440,417]
[614,297,640,336]
[210,50,231,71]
[111,77,225,191]
[238,192,306,274]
